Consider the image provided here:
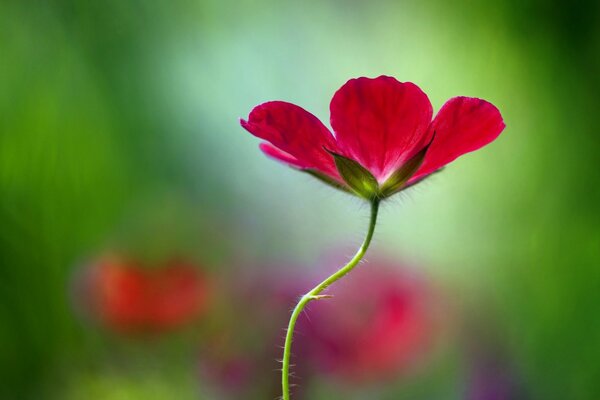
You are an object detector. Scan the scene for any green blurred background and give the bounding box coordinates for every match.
[1,0,599,399]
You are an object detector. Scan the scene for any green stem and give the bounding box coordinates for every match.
[281,198,380,400]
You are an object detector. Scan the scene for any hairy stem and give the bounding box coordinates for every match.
[281,198,380,400]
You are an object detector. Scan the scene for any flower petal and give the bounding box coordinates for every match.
[258,142,305,169]
[260,142,349,189]
[241,101,339,179]
[379,133,433,197]
[412,97,505,180]
[330,76,433,181]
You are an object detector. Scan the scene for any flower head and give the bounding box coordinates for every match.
[241,76,505,199]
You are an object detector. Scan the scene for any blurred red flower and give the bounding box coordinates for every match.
[241,76,504,197]
[303,258,441,383]
[77,255,210,334]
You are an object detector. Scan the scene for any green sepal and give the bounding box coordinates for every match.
[326,149,379,200]
[304,169,353,194]
[379,133,435,198]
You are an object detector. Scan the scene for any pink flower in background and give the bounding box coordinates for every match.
[77,255,210,334]
[197,258,444,397]
[303,257,441,383]
[241,76,504,198]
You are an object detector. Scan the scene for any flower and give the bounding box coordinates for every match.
[75,255,210,334]
[241,76,505,199]
[302,256,441,384]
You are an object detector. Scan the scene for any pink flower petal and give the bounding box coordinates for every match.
[412,97,505,181]
[330,76,433,181]
[241,101,340,179]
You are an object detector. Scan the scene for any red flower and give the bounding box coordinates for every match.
[241,76,504,198]
[78,256,210,334]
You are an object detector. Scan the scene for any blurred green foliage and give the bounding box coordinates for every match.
[1,0,599,398]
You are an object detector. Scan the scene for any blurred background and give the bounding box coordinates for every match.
[1,0,599,399]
